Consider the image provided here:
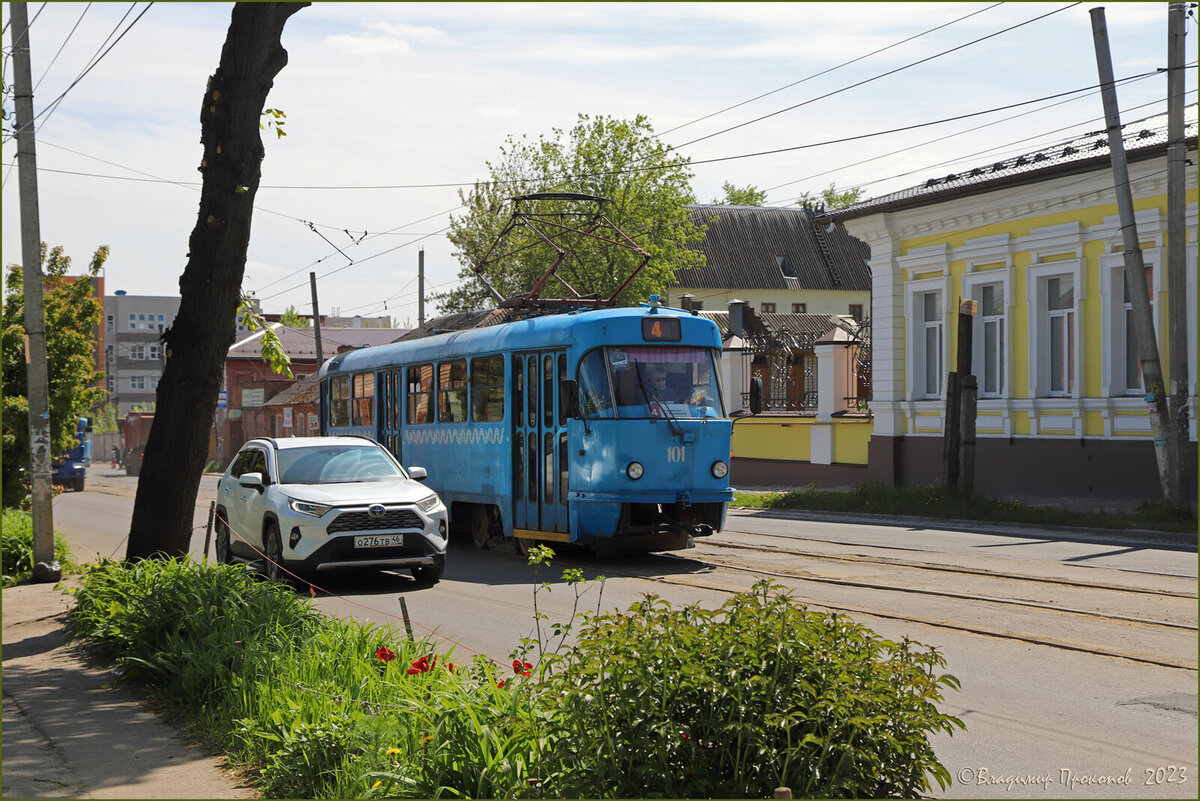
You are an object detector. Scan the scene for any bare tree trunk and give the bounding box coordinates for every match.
[127,2,307,560]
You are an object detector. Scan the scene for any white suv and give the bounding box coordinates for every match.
[215,436,448,583]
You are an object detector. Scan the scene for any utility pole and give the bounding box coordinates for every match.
[1090,7,1178,507]
[1166,3,1192,512]
[309,272,323,366]
[11,2,60,582]
[418,248,425,328]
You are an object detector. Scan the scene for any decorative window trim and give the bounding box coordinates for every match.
[961,268,1013,400]
[1098,250,1160,398]
[904,275,950,401]
[1026,259,1082,399]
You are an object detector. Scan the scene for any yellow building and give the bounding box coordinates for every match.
[834,111,1197,505]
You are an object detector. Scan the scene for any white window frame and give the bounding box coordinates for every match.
[1027,260,1082,400]
[149,376,160,390]
[792,303,806,313]
[105,314,114,333]
[962,270,1012,399]
[129,375,146,390]
[128,313,137,330]
[148,343,161,361]
[905,276,949,401]
[129,343,145,360]
[1098,251,1161,398]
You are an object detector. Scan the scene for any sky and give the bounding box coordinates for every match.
[2,2,1194,326]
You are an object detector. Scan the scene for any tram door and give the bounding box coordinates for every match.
[513,351,569,534]
[378,370,403,463]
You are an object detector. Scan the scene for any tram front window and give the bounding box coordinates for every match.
[607,346,724,419]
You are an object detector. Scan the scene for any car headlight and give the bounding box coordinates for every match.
[415,493,440,512]
[711,460,728,479]
[72,462,85,470]
[626,461,644,480]
[289,498,333,517]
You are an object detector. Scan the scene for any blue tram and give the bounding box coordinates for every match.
[319,299,733,554]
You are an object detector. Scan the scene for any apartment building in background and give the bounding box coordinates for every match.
[102,291,181,416]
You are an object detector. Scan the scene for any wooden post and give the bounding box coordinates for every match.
[398,597,415,642]
[202,501,215,562]
[959,374,977,494]
[774,788,793,799]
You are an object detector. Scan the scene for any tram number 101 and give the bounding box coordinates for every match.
[667,445,687,463]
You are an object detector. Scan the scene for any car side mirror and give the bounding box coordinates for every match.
[560,378,581,419]
[749,376,763,415]
[407,466,428,482]
[238,472,264,491]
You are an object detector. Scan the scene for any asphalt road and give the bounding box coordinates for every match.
[52,470,1199,799]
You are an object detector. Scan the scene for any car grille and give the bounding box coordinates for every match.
[327,509,424,533]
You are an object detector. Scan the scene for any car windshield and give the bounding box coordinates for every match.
[276,445,405,484]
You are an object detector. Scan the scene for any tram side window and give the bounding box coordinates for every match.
[406,364,434,424]
[471,355,505,422]
[578,349,615,418]
[330,375,351,427]
[438,360,468,422]
[352,372,374,426]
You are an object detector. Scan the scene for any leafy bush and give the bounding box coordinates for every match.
[67,559,963,799]
[536,580,963,799]
[2,508,72,585]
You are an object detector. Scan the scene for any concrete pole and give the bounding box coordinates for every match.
[309,272,323,366]
[11,2,60,581]
[1090,7,1176,506]
[1166,3,1192,511]
[418,248,426,327]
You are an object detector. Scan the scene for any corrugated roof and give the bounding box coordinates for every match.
[671,204,871,292]
[699,309,853,349]
[227,325,409,360]
[263,373,319,406]
[397,307,528,340]
[833,110,1198,220]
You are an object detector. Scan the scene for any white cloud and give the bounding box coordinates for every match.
[324,33,413,57]
[367,22,457,47]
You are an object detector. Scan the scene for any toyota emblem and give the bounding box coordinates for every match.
[367,504,386,519]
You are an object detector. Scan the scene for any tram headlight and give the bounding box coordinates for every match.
[626,461,644,480]
[711,460,729,479]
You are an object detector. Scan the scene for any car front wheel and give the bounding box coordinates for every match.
[215,517,232,564]
[263,522,284,582]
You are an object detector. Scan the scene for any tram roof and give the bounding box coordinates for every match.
[320,305,720,377]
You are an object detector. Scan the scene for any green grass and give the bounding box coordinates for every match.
[732,482,1197,535]
[2,508,74,586]
[68,557,965,799]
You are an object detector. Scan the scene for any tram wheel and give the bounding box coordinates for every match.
[470,505,491,550]
[515,534,535,560]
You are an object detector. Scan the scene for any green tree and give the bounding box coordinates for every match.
[714,180,766,206]
[278,304,307,327]
[435,113,705,313]
[2,244,108,506]
[796,182,864,210]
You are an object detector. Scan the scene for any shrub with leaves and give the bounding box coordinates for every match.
[2,508,72,586]
[535,580,963,798]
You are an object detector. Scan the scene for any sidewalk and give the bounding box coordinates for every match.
[2,581,256,799]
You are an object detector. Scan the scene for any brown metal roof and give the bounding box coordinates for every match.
[227,325,409,361]
[698,309,854,349]
[262,373,320,406]
[672,204,871,292]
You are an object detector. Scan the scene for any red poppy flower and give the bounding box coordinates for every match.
[376,646,396,663]
[497,680,506,689]
[406,655,430,674]
[511,659,533,676]
[446,661,456,673]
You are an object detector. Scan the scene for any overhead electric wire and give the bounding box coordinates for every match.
[666,2,1082,153]
[4,3,150,143]
[657,2,1005,138]
[33,3,91,92]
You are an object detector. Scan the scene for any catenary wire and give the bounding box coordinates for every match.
[658,2,1006,138]
[33,3,91,92]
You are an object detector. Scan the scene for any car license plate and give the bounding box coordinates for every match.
[354,534,403,549]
